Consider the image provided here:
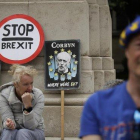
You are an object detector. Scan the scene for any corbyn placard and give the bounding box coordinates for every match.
[45,40,80,90]
[0,14,44,64]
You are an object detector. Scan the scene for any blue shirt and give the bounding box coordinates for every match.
[79,81,137,140]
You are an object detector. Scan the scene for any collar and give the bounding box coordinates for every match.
[8,87,21,104]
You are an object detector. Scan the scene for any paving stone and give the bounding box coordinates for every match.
[81,56,92,70]
[102,57,114,70]
[92,57,102,70]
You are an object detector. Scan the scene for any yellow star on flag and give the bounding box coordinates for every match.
[119,39,125,46]
[121,30,126,39]
[49,68,53,72]
[49,55,53,59]
[54,50,58,55]
[47,62,51,66]
[67,50,71,54]
[72,54,76,58]
[54,73,58,76]
[73,67,76,71]
[130,22,138,31]
[61,74,65,77]
[61,48,65,52]
[68,72,71,75]
[74,61,78,65]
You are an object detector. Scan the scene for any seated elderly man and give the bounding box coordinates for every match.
[0,64,45,140]
[56,52,71,74]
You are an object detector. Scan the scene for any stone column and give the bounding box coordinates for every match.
[0,0,115,137]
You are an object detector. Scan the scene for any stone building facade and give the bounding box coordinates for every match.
[0,0,115,139]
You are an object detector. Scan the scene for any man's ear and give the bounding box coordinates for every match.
[125,49,129,59]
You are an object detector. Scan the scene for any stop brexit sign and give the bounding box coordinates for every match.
[0,14,44,64]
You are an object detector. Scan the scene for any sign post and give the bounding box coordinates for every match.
[45,40,80,139]
[0,14,44,64]
[61,90,64,140]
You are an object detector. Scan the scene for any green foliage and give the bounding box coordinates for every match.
[109,0,128,11]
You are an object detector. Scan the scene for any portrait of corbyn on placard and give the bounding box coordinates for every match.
[55,52,71,74]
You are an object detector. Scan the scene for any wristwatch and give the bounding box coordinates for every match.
[23,107,32,113]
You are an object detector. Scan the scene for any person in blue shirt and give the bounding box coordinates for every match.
[79,16,140,140]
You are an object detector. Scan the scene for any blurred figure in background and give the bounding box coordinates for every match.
[79,16,140,140]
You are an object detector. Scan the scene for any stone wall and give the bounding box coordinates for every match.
[0,0,115,137]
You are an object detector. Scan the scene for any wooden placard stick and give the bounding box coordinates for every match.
[61,90,64,140]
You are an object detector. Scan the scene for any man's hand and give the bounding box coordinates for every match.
[5,118,15,130]
[21,92,32,109]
